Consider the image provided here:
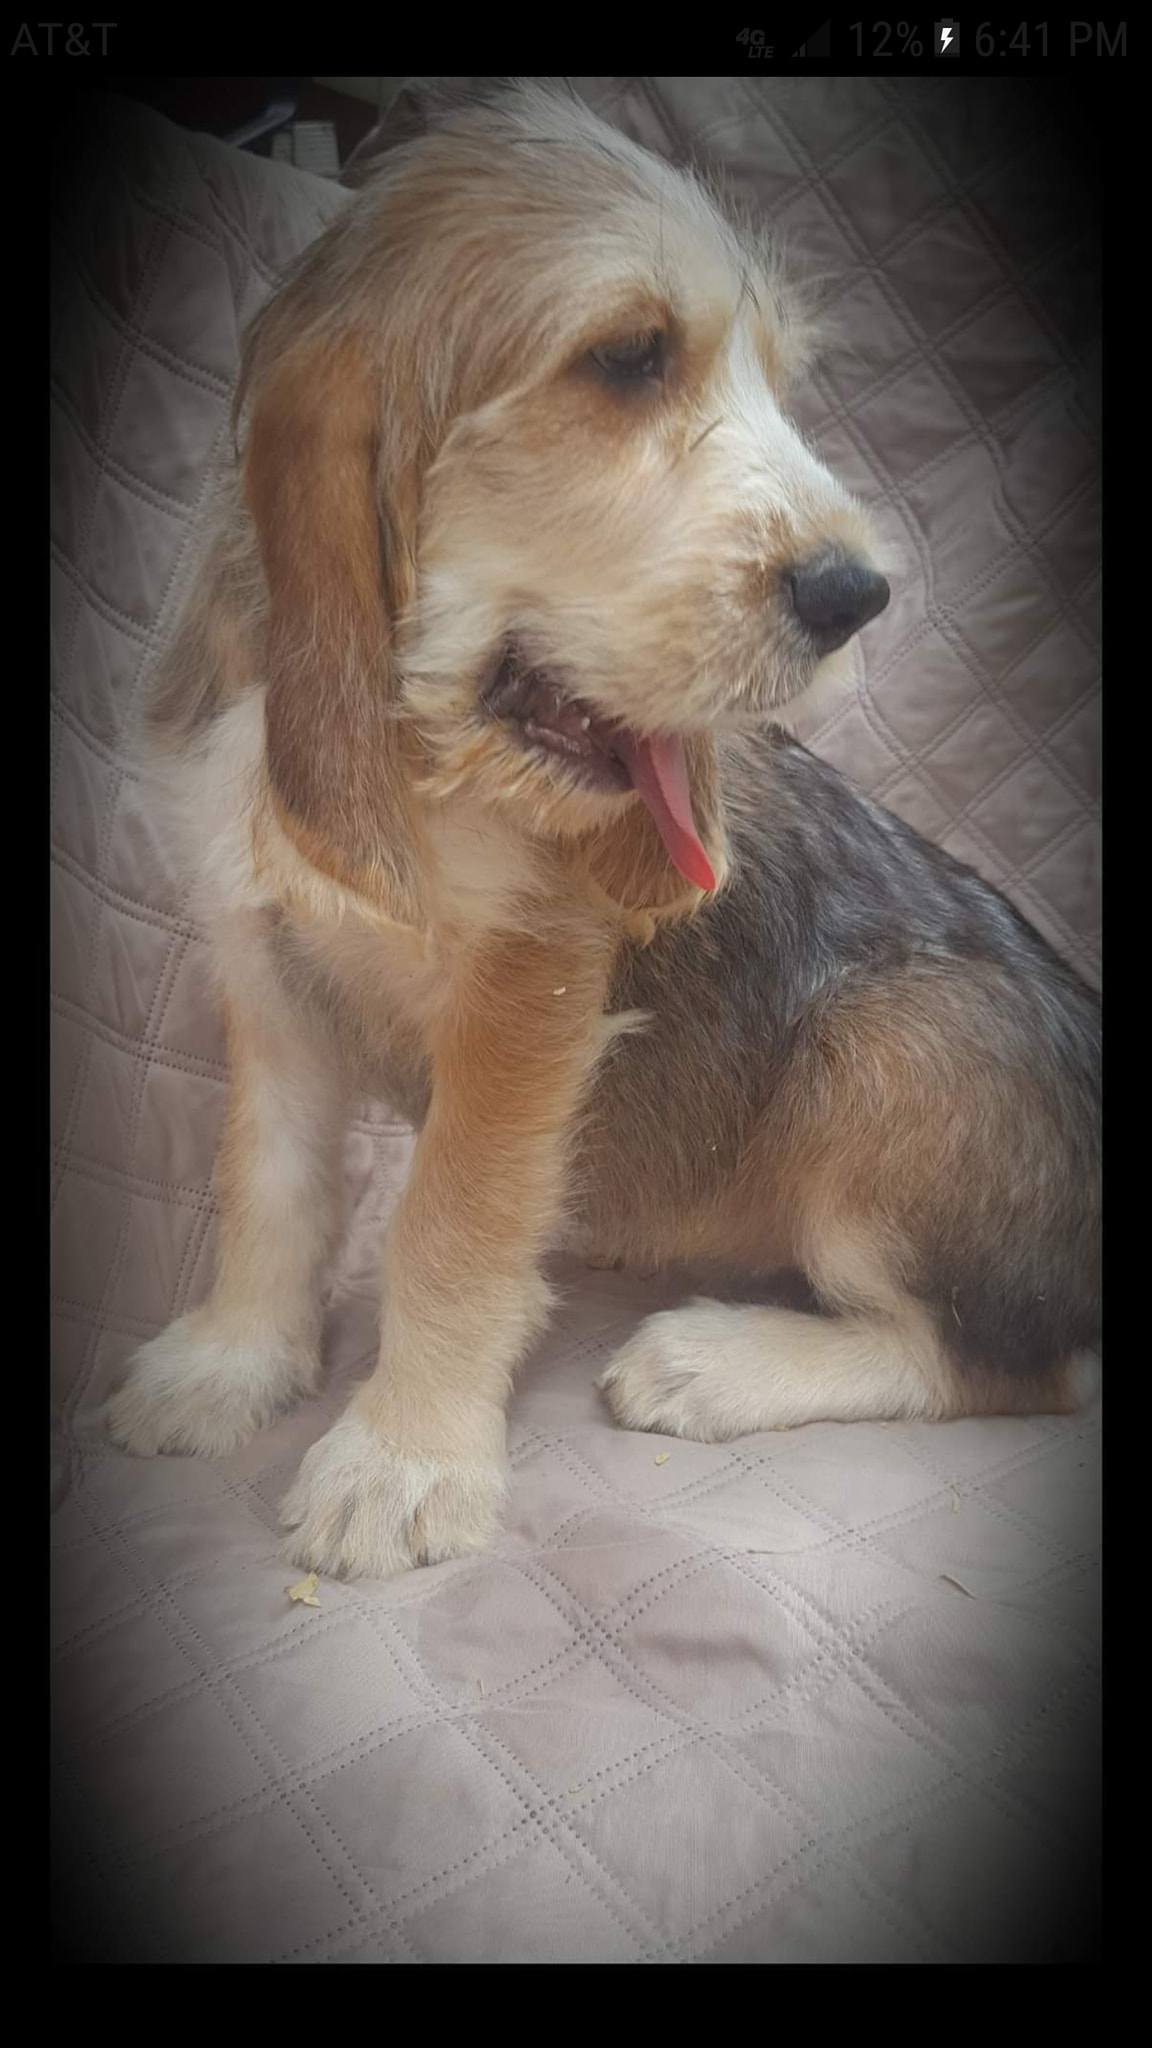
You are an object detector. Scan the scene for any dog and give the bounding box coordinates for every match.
[108,82,1102,1581]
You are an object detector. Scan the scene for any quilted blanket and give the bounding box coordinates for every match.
[51,79,1101,1964]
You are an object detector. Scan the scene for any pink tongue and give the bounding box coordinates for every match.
[612,731,717,893]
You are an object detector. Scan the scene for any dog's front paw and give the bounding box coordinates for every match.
[108,1313,319,1459]
[280,1414,509,1581]
[598,1302,752,1442]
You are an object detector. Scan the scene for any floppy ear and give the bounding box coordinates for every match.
[242,324,420,907]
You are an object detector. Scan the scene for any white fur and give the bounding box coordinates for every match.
[599,1298,946,1439]
[280,1413,509,1579]
[108,1310,321,1458]
[1068,1350,1102,1410]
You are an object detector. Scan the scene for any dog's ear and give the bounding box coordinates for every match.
[240,308,420,908]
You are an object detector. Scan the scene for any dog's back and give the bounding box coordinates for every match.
[586,728,1100,1394]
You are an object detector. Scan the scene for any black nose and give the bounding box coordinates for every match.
[786,554,890,654]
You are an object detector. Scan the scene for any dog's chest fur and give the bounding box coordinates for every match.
[185,694,570,1124]
[264,814,556,1124]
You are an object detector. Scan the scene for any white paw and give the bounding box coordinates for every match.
[107,1312,319,1459]
[598,1301,761,1443]
[280,1413,509,1581]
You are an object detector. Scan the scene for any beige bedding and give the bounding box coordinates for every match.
[51,78,1101,1963]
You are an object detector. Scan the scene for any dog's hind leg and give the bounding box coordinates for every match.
[603,952,1100,1442]
[600,1301,940,1439]
[600,1221,1096,1439]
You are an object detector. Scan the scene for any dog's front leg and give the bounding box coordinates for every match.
[282,927,613,1580]
[108,920,346,1458]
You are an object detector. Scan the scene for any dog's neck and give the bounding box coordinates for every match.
[265,713,729,954]
[571,728,730,941]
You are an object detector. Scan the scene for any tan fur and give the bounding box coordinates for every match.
[108,85,1092,1579]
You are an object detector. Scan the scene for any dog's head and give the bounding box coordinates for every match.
[241,82,889,913]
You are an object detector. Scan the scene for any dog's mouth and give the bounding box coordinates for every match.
[483,651,717,893]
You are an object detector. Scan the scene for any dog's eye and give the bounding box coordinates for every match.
[589,332,665,383]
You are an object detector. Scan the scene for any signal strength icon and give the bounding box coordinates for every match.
[793,19,831,56]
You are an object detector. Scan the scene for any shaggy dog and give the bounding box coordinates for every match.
[108,84,1101,1580]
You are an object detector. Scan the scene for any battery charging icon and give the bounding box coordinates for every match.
[935,19,960,54]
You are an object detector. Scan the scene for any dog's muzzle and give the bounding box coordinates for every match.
[483,645,717,892]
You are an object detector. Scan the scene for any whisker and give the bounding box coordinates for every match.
[687,417,723,458]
